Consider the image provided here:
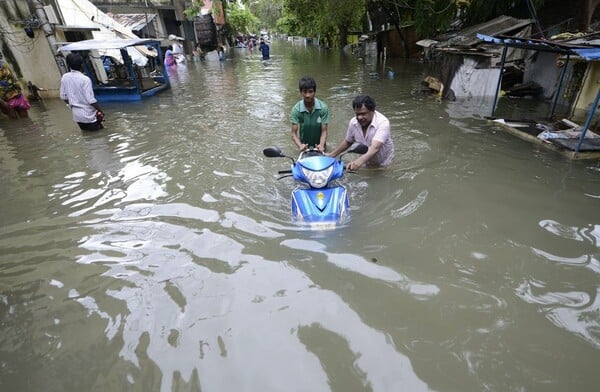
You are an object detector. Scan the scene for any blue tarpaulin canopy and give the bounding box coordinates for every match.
[477,33,600,59]
[571,48,600,60]
[477,32,600,154]
[476,33,571,53]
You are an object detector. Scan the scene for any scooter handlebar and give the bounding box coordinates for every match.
[278,169,292,174]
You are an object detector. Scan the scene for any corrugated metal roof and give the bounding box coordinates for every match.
[58,38,159,51]
[477,33,600,60]
[435,15,534,48]
[477,33,571,53]
[107,13,156,32]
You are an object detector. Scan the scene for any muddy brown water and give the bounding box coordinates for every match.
[1,40,599,391]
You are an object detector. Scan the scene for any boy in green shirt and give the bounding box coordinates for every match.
[290,76,329,152]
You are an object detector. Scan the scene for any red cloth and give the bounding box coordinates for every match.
[8,93,30,110]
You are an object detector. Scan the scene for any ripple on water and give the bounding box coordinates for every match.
[2,42,599,391]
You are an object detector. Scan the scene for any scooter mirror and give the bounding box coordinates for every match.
[263,147,284,158]
[348,143,368,154]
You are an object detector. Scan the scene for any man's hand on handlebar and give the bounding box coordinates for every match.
[346,160,361,171]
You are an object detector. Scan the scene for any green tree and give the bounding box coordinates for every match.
[281,0,325,37]
[225,2,260,36]
[367,0,548,37]
[326,0,365,47]
[242,0,284,31]
[364,0,449,38]
[183,0,206,19]
[458,0,546,27]
[276,13,302,36]
[280,0,364,47]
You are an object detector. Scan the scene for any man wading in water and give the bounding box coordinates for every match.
[290,76,329,152]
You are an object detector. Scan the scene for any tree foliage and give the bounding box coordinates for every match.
[412,0,458,37]
[458,0,546,26]
[225,2,260,35]
[183,0,206,19]
[366,0,597,37]
[226,0,598,46]
[368,0,547,37]
[242,0,284,31]
[279,0,364,47]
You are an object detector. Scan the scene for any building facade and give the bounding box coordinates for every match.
[0,0,221,100]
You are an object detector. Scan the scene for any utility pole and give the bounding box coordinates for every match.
[144,0,149,38]
[29,0,68,74]
[173,0,190,56]
[30,0,57,49]
[174,0,185,22]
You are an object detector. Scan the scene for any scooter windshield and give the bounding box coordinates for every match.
[298,156,337,171]
[294,156,343,188]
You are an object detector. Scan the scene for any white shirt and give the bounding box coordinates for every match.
[345,110,395,166]
[172,42,184,55]
[59,70,98,123]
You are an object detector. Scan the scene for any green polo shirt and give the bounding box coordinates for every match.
[290,98,329,147]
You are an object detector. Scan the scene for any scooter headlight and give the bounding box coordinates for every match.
[301,166,333,188]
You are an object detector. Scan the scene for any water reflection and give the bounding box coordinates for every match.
[282,238,439,299]
[73,202,429,390]
[513,219,600,348]
[1,40,600,391]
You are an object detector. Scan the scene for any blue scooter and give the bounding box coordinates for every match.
[263,144,368,229]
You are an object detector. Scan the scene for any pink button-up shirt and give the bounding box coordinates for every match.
[344,110,394,166]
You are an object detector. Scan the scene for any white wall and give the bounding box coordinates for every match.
[523,51,561,100]
[450,57,501,98]
[0,3,64,99]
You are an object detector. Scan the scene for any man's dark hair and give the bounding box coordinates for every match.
[66,53,84,71]
[352,95,376,111]
[299,76,317,92]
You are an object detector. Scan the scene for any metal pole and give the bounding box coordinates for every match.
[31,0,58,49]
[491,45,508,118]
[144,0,149,38]
[550,53,570,118]
[575,87,600,152]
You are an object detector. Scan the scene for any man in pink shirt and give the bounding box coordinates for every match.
[327,95,394,171]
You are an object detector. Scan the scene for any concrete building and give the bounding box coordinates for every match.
[0,0,221,101]
[0,0,90,99]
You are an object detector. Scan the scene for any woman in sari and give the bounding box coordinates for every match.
[163,45,176,67]
[0,60,30,119]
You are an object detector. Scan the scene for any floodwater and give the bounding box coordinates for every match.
[1,40,599,391]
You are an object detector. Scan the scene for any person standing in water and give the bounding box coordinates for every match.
[60,53,104,131]
[259,39,270,60]
[327,95,394,170]
[0,58,30,119]
[164,45,176,67]
[290,76,329,152]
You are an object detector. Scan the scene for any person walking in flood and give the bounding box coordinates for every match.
[290,76,329,152]
[164,45,176,67]
[217,45,225,61]
[169,35,185,64]
[327,95,394,170]
[0,58,31,119]
[60,53,104,131]
[259,39,270,60]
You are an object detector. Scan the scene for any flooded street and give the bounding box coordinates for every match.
[1,40,600,391]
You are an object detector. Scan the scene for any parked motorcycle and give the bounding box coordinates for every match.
[263,144,368,229]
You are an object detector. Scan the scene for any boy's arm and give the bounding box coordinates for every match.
[318,123,327,152]
[291,123,305,150]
